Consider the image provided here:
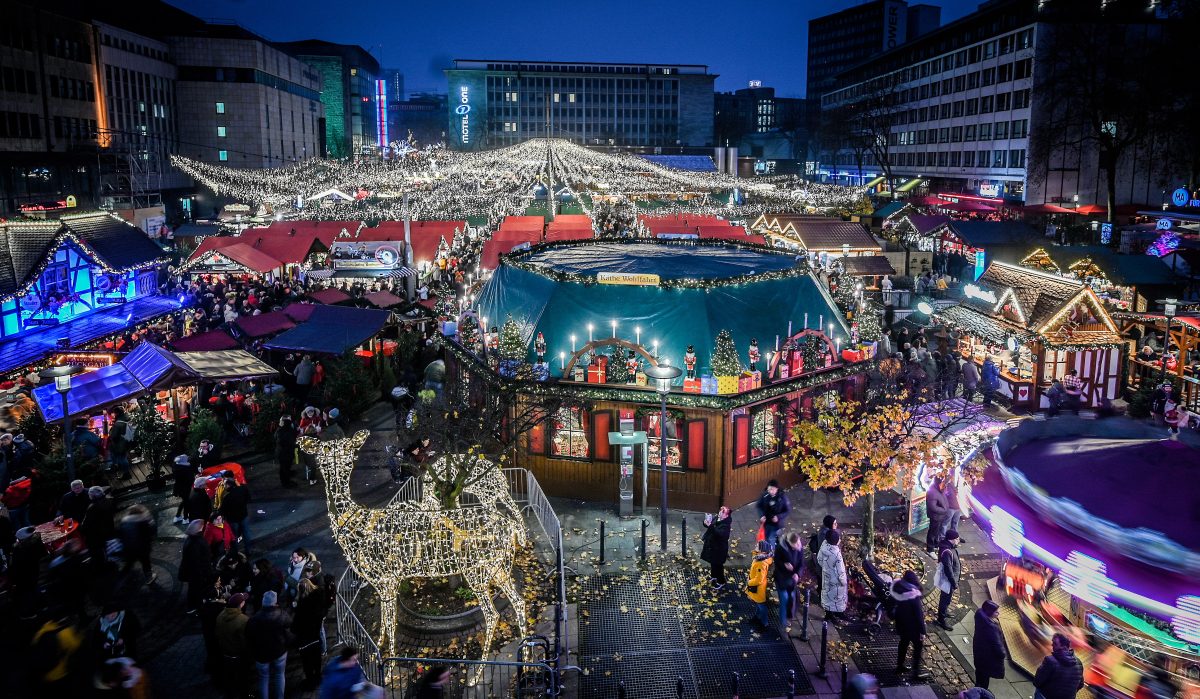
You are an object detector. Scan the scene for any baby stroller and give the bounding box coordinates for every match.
[849,559,897,635]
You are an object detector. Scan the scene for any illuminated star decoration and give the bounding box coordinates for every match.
[299,431,527,684]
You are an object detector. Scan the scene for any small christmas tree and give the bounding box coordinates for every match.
[608,344,631,383]
[498,317,526,361]
[857,300,884,342]
[710,329,743,376]
[802,335,828,371]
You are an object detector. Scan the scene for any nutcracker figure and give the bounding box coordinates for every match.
[626,354,639,378]
[488,326,499,351]
[534,332,546,363]
[684,345,697,379]
[748,338,761,371]
[850,322,860,345]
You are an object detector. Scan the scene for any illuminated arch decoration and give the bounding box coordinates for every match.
[561,338,661,380]
[299,432,527,684]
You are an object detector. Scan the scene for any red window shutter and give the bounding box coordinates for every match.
[733,414,750,467]
[528,421,545,455]
[686,419,706,471]
[592,411,613,462]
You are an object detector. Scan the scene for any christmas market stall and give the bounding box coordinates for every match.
[933,220,1039,279]
[749,215,882,259]
[0,212,173,375]
[969,418,1200,699]
[263,304,392,357]
[934,261,1124,409]
[1113,310,1200,411]
[460,239,874,511]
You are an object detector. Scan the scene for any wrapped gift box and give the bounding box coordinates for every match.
[778,363,790,380]
[716,375,739,394]
[860,341,878,360]
[587,366,606,384]
[635,371,648,386]
[594,355,609,370]
[572,366,585,382]
[683,378,701,393]
[440,320,458,337]
[700,375,718,395]
[841,349,863,363]
[532,363,550,382]
[738,370,762,392]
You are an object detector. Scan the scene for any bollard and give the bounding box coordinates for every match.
[641,519,648,561]
[677,675,685,698]
[599,520,606,563]
[841,662,849,690]
[787,669,796,699]
[731,671,741,698]
[681,517,688,557]
[814,620,829,678]
[618,680,626,699]
[799,588,811,641]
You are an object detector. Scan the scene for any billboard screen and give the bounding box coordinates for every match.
[330,241,406,271]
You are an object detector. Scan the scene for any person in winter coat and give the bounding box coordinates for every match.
[204,513,236,558]
[981,357,1000,406]
[293,577,331,687]
[91,602,142,661]
[108,409,132,476]
[755,479,791,549]
[186,477,213,522]
[245,590,292,699]
[700,506,732,587]
[218,476,252,554]
[180,518,214,614]
[173,454,198,524]
[891,570,929,682]
[817,529,848,620]
[10,526,45,610]
[1033,633,1084,699]
[936,529,961,630]
[745,539,774,627]
[1164,399,1191,440]
[773,531,805,626]
[79,486,116,569]
[973,600,1006,689]
[293,356,315,398]
[410,665,451,699]
[216,593,251,693]
[320,646,365,699]
[285,548,318,602]
[961,357,981,403]
[56,479,90,523]
[275,416,298,488]
[251,558,286,608]
[925,477,952,554]
[118,504,157,583]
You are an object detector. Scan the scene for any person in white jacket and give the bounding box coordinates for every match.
[817,529,848,620]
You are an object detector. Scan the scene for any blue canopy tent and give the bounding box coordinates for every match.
[34,342,277,421]
[475,241,850,377]
[262,304,391,355]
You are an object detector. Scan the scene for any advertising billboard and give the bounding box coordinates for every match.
[330,241,407,272]
[445,71,488,151]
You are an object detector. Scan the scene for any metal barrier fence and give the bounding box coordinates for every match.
[379,656,557,698]
[336,467,567,688]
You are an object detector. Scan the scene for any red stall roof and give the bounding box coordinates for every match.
[695,225,766,244]
[169,329,240,352]
[309,288,353,305]
[235,311,296,338]
[499,216,546,231]
[491,228,543,244]
[481,239,529,270]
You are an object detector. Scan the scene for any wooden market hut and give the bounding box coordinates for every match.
[456,239,871,511]
[934,261,1124,409]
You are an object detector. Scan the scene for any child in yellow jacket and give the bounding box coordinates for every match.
[745,539,774,626]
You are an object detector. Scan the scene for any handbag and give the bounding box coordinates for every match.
[755,525,766,542]
[933,562,952,594]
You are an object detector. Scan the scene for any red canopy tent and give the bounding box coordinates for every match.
[481,239,529,270]
[169,329,240,352]
[695,225,766,244]
[309,288,353,305]
[1074,204,1107,215]
[491,228,543,243]
[939,200,996,213]
[907,195,950,206]
[1022,203,1078,215]
[544,228,594,242]
[234,311,296,338]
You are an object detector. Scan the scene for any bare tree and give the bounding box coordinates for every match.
[850,74,905,200]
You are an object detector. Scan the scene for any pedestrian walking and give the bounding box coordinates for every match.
[961,357,980,403]
[180,518,214,614]
[972,600,1006,689]
[320,646,365,699]
[79,485,115,570]
[981,356,1000,406]
[773,531,804,629]
[275,416,298,488]
[90,602,142,661]
[817,529,848,621]
[700,506,732,587]
[1164,399,1191,440]
[925,477,952,554]
[216,592,251,697]
[746,540,774,627]
[218,476,252,554]
[117,504,157,584]
[891,571,929,682]
[1033,633,1084,699]
[934,529,961,630]
[186,476,213,522]
[755,479,790,549]
[173,454,197,524]
[410,665,451,698]
[246,590,292,699]
[293,577,331,687]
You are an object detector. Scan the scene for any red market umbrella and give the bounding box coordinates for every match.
[1022,203,1078,215]
[1075,204,1107,215]
[908,194,950,206]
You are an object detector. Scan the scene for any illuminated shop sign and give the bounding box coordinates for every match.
[1170,186,1199,208]
[457,84,471,146]
[963,283,998,304]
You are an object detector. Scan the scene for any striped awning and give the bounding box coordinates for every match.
[385,267,417,279]
[306,269,335,280]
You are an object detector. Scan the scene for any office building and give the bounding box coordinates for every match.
[0,3,103,213]
[170,27,323,169]
[382,68,405,101]
[444,59,716,150]
[714,84,807,169]
[817,0,1181,206]
[389,92,447,148]
[806,0,941,103]
[278,40,380,158]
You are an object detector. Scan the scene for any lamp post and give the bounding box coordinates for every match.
[1158,298,1178,384]
[40,364,84,482]
[643,361,682,550]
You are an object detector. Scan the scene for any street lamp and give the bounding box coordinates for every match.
[642,360,682,550]
[40,364,84,481]
[1158,298,1178,384]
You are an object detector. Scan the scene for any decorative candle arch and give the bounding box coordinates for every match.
[767,329,838,379]
[561,338,661,380]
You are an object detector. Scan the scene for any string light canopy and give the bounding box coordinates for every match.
[298,431,528,682]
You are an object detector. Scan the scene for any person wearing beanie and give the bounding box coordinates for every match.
[891,570,929,682]
[745,539,774,627]
[817,529,848,621]
[813,514,838,557]
[10,526,45,611]
[172,454,197,524]
[755,479,791,550]
[180,519,213,614]
[321,407,345,443]
[186,476,213,523]
[935,530,961,630]
[246,589,292,699]
[216,592,251,692]
[56,479,90,523]
[973,599,1006,689]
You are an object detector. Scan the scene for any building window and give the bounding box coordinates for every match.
[965,124,977,141]
[750,403,781,461]
[993,150,1007,167]
[963,151,975,167]
[218,150,228,161]
[568,93,576,103]
[217,126,226,138]
[551,407,589,459]
[994,121,1008,139]
[1009,149,1025,168]
[644,413,682,469]
[979,123,992,140]
[215,102,225,114]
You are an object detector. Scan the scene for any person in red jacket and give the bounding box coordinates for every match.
[203,513,235,558]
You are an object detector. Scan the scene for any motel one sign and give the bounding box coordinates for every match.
[456,85,471,146]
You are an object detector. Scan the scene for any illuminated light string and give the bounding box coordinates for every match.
[298,431,527,683]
